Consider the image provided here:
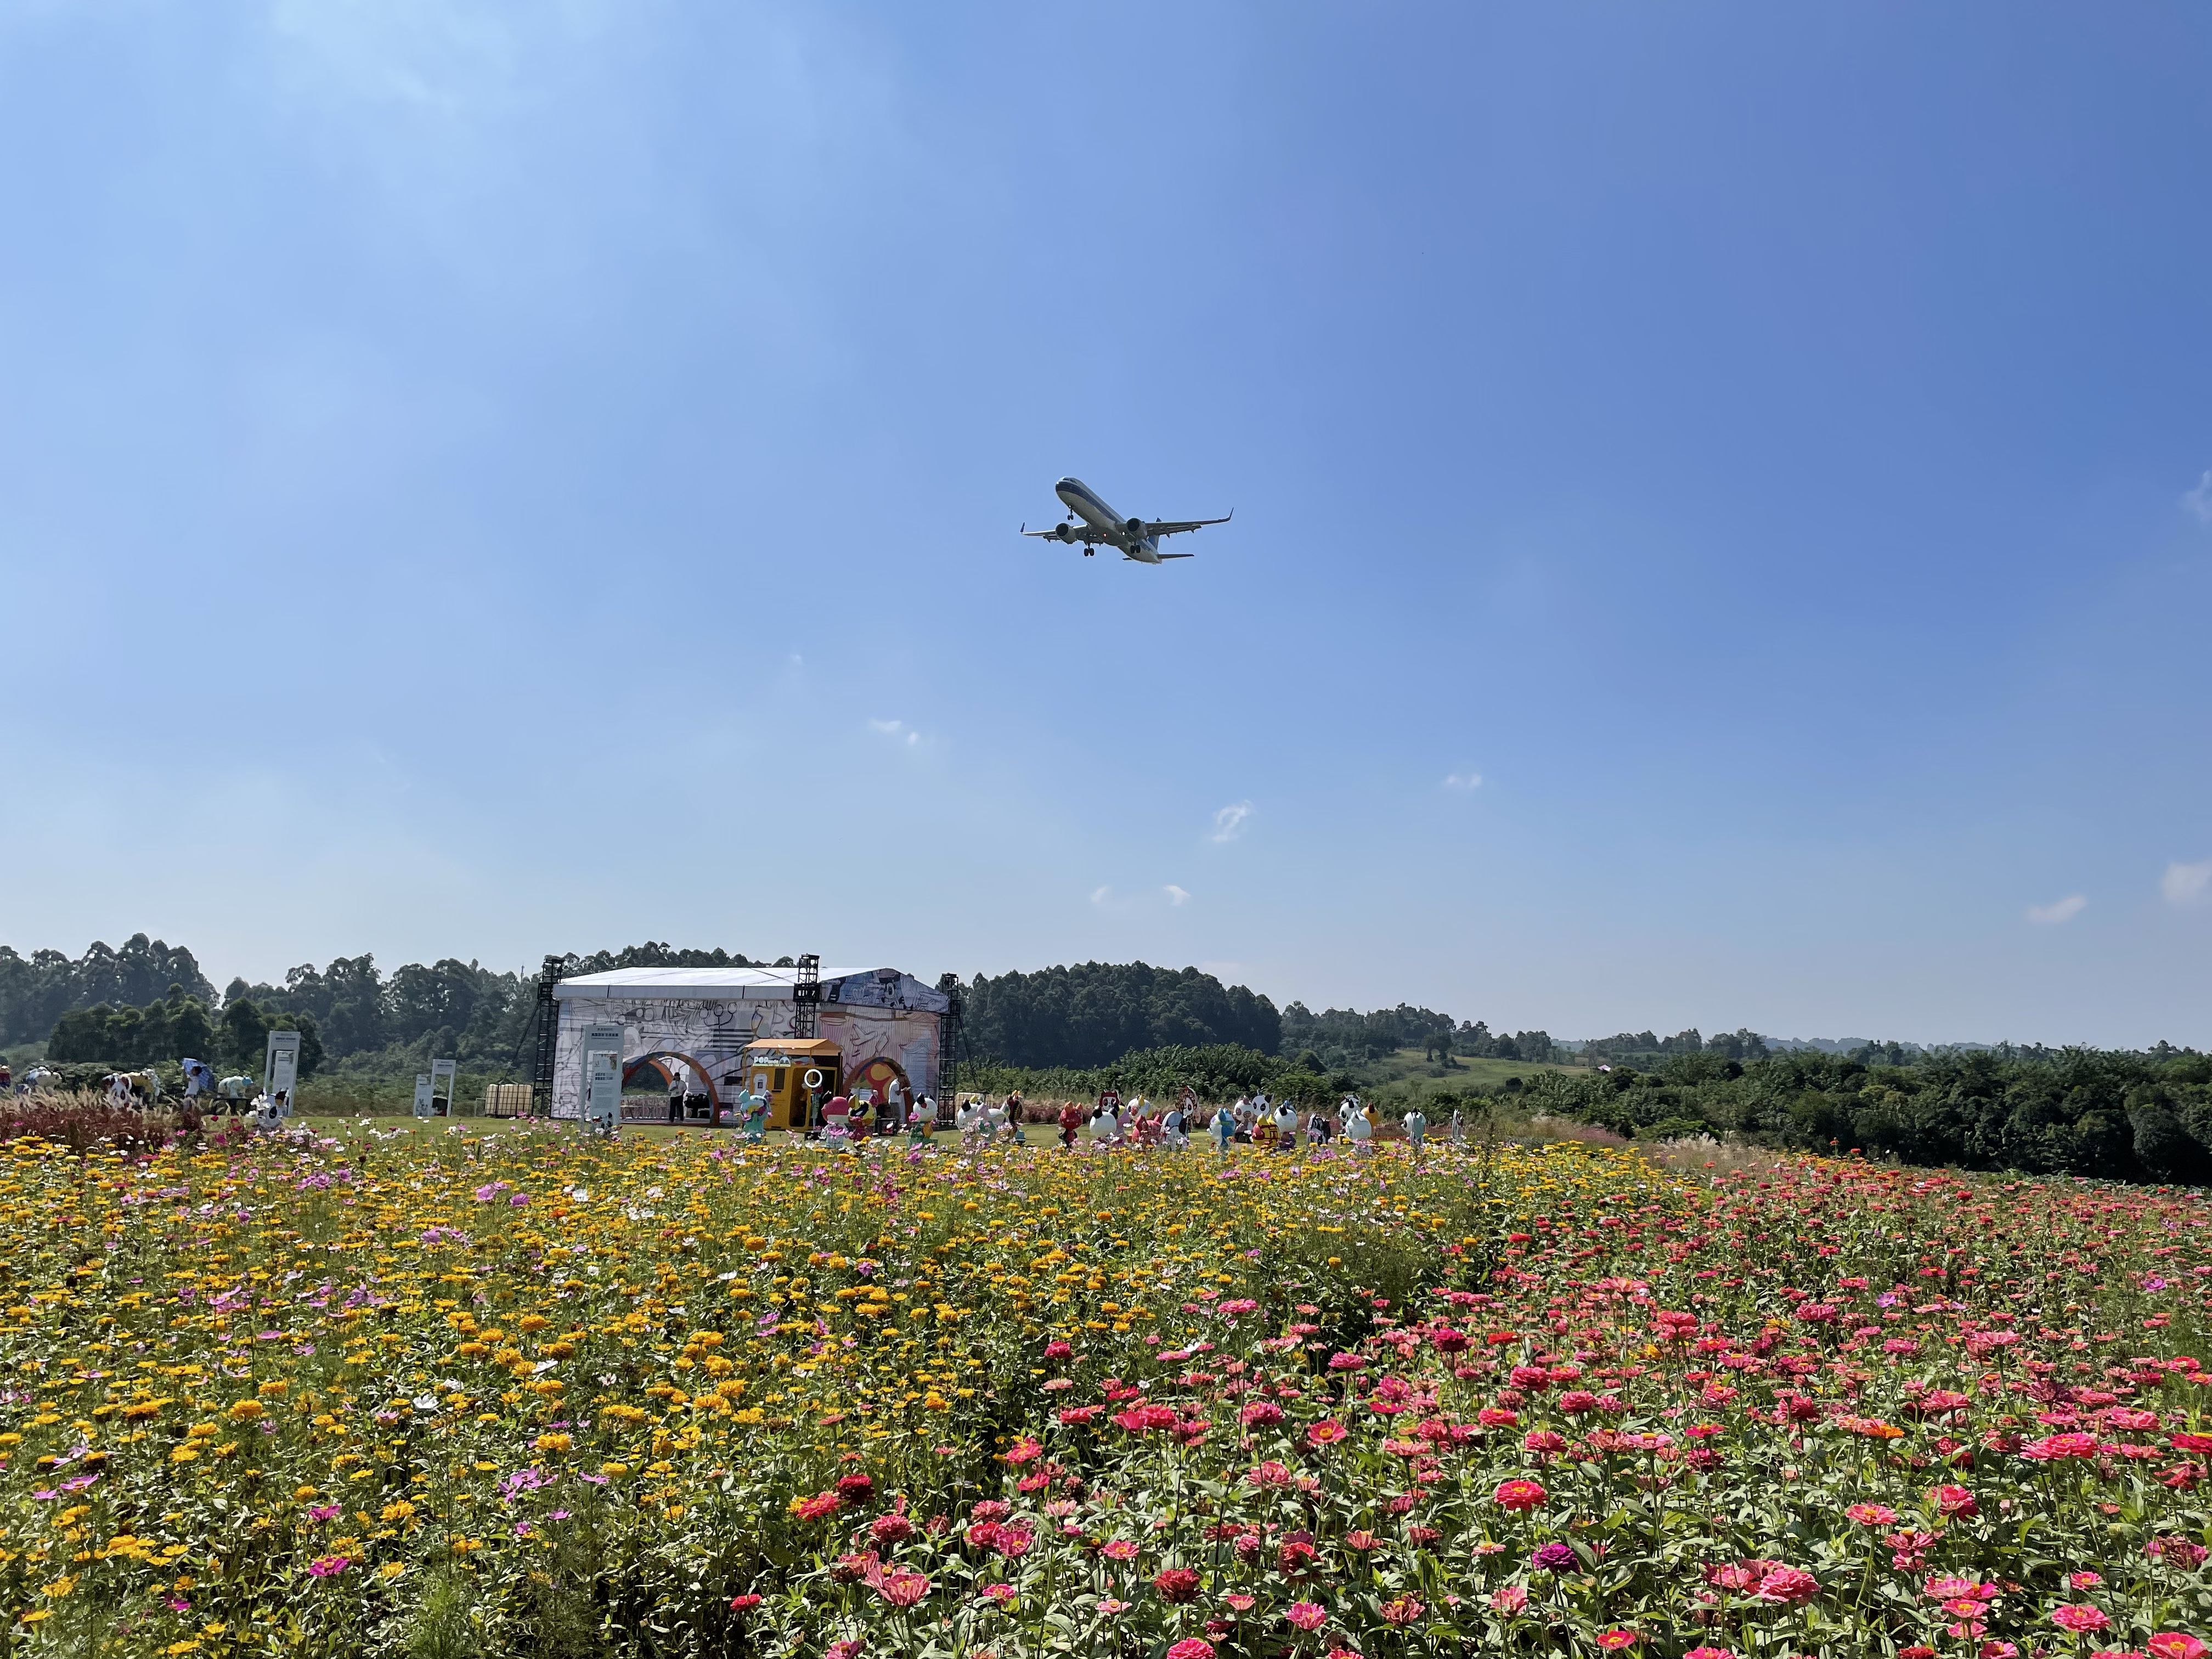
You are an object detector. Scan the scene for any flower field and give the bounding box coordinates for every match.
[5,1124,2212,1659]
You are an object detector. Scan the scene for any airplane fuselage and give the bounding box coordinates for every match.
[1054,476,1162,563]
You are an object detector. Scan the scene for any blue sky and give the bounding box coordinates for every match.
[4,2,2209,1046]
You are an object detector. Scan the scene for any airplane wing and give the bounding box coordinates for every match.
[1019,523,1111,544]
[1143,512,1232,538]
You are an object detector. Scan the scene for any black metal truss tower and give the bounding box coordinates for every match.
[935,972,963,1118]
[791,953,822,1039]
[529,953,577,1118]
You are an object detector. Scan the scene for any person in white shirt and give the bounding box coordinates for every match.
[1403,1105,1429,1160]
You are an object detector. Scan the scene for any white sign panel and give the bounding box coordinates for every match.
[264,1031,302,1118]
[583,1024,623,1132]
[413,1074,435,1118]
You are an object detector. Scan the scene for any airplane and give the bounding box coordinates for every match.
[1020,476,1231,564]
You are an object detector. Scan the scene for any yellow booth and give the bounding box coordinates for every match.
[742,1037,843,1132]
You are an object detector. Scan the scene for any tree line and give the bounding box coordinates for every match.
[1276,1002,1558,1066]
[1526,1045,2212,1183]
[959,962,1283,1068]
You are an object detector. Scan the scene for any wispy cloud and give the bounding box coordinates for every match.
[2164,860,2212,906]
[1209,801,1253,843]
[1442,771,1483,792]
[867,718,921,748]
[2185,471,2212,526]
[2027,894,2087,926]
[1164,884,1190,906]
[1090,885,1120,910]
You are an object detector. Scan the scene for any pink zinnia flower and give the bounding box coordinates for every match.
[1165,1641,1215,1659]
[1492,1477,1547,1511]
[1285,1602,1327,1632]
[2051,1606,2111,1634]
[307,1556,350,1578]
[1754,1566,1819,1605]
[877,1570,931,1609]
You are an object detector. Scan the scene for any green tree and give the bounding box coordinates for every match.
[222,998,272,1070]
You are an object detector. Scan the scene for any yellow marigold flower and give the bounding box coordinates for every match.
[534,1432,573,1453]
[600,1462,630,1477]
[256,1380,288,1397]
[226,1400,263,1421]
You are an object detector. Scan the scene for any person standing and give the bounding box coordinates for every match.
[1403,1103,1429,1161]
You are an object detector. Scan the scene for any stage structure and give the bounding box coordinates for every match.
[546,964,951,1125]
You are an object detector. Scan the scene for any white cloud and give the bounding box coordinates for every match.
[1209,801,1253,843]
[2185,471,2212,526]
[2164,860,2212,906]
[2027,894,2087,926]
[1164,884,1190,906]
[1090,885,1113,908]
[1442,771,1483,792]
[866,718,920,747]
